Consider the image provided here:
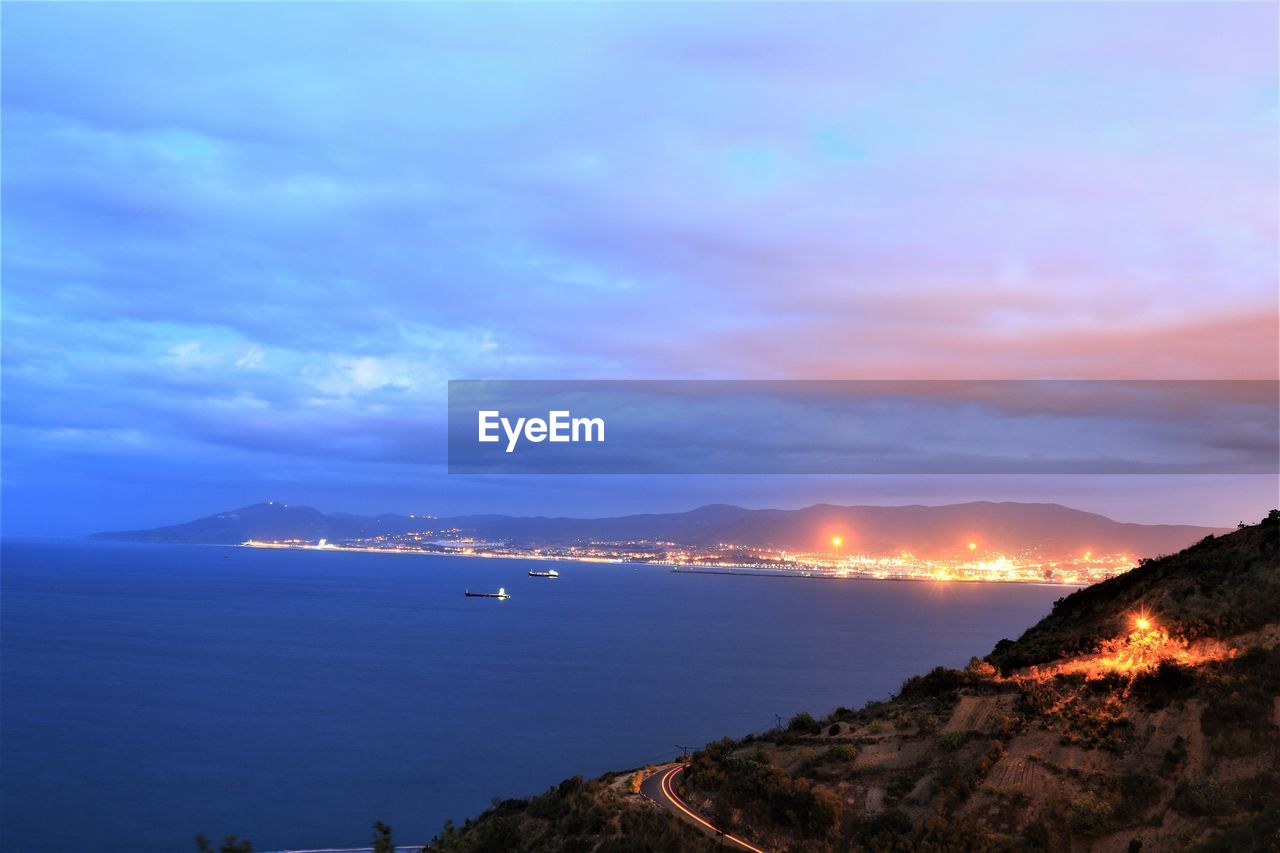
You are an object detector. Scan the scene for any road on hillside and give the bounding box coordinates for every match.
[640,763,766,852]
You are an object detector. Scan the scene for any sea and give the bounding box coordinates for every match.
[1,538,1068,852]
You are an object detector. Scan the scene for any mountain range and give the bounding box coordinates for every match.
[90,500,1227,559]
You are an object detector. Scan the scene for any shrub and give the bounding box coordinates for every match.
[371,821,394,853]
[788,712,822,735]
[899,666,969,699]
[1173,777,1237,817]
[965,657,998,679]
[1190,808,1280,853]
[1068,793,1116,835]
[995,713,1026,739]
[794,786,843,837]
[1132,661,1195,708]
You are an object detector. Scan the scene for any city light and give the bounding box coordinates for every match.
[241,531,1140,587]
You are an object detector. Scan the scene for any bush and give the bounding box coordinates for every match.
[1190,807,1280,853]
[784,785,842,837]
[899,666,969,699]
[965,657,998,679]
[1068,793,1116,835]
[788,712,822,735]
[1173,777,1237,817]
[1132,661,1195,708]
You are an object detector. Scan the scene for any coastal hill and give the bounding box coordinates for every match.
[430,510,1280,852]
[90,500,1226,559]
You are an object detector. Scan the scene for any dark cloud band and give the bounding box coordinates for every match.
[448,380,1279,475]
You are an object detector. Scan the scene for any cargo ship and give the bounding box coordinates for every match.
[464,587,510,599]
[528,569,559,578]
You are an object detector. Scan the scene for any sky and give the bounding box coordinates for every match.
[3,3,1277,535]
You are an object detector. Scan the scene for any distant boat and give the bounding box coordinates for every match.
[528,569,559,578]
[465,587,511,599]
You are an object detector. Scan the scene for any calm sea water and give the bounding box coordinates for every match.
[1,539,1067,852]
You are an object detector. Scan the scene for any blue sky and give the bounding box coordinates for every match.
[3,3,1277,534]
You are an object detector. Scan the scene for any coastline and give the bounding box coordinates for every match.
[233,540,1096,587]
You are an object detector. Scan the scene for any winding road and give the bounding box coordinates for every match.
[640,763,766,852]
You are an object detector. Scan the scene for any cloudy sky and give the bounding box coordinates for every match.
[3,3,1276,534]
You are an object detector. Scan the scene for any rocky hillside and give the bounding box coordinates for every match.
[429,511,1280,852]
[988,516,1280,672]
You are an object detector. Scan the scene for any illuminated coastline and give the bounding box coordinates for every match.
[239,535,1134,586]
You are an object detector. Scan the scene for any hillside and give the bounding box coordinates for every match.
[988,518,1280,672]
[88,501,425,545]
[90,500,1225,559]
[429,510,1280,852]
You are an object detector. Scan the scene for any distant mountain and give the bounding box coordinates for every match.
[87,501,431,545]
[90,500,1226,559]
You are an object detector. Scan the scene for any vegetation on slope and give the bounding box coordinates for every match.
[988,510,1279,672]
[429,773,716,852]
[432,511,1280,852]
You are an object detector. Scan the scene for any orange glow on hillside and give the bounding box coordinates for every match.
[1025,611,1235,683]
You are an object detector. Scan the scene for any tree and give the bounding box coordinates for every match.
[372,820,395,853]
